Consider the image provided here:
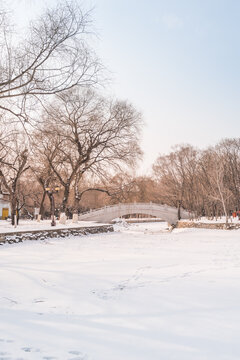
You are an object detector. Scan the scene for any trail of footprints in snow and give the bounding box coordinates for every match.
[0,340,87,360]
[92,266,206,299]
[92,265,227,300]
[92,266,152,299]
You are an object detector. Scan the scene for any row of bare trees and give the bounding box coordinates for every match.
[0,88,142,224]
[87,140,240,224]
[2,130,240,224]
[152,140,240,223]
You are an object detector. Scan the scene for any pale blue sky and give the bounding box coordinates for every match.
[9,0,240,172]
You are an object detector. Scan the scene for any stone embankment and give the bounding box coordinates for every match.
[0,225,114,245]
[177,221,240,230]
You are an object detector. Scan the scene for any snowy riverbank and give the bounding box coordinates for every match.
[1,222,240,359]
[0,219,106,234]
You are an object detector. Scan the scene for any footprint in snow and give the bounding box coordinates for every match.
[0,339,14,343]
[22,347,32,352]
[0,354,13,360]
[33,298,46,303]
[22,347,42,354]
[68,351,88,359]
[69,352,82,355]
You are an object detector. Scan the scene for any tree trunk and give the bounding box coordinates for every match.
[11,196,17,226]
[73,193,81,213]
[39,191,47,219]
[61,184,70,214]
[177,200,181,220]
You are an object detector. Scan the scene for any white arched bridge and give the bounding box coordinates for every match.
[78,203,189,225]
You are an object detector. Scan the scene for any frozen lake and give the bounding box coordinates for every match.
[0,222,240,359]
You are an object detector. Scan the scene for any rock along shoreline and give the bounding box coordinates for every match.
[0,224,114,245]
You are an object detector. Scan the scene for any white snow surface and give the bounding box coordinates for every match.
[0,219,103,233]
[1,222,240,359]
[181,216,240,224]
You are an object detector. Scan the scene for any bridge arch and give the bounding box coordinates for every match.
[78,203,189,225]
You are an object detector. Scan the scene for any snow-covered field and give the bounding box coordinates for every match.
[1,222,240,360]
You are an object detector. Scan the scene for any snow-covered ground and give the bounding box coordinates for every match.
[1,222,240,359]
[181,216,240,224]
[0,219,103,233]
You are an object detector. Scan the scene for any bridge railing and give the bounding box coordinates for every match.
[79,202,181,216]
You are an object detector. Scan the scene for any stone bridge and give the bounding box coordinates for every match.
[78,203,189,225]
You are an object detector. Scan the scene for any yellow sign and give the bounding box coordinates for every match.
[2,208,9,219]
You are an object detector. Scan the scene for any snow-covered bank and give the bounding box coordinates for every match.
[0,224,113,245]
[181,216,240,224]
[1,222,240,359]
[0,219,107,234]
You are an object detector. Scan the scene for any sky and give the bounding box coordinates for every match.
[7,0,240,173]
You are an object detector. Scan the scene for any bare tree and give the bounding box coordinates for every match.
[73,172,139,209]
[0,1,103,124]
[153,145,199,219]
[30,156,56,218]
[217,138,240,209]
[199,148,232,224]
[0,132,29,225]
[33,88,142,213]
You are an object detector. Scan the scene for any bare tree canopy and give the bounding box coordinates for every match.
[33,88,143,212]
[0,1,102,123]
